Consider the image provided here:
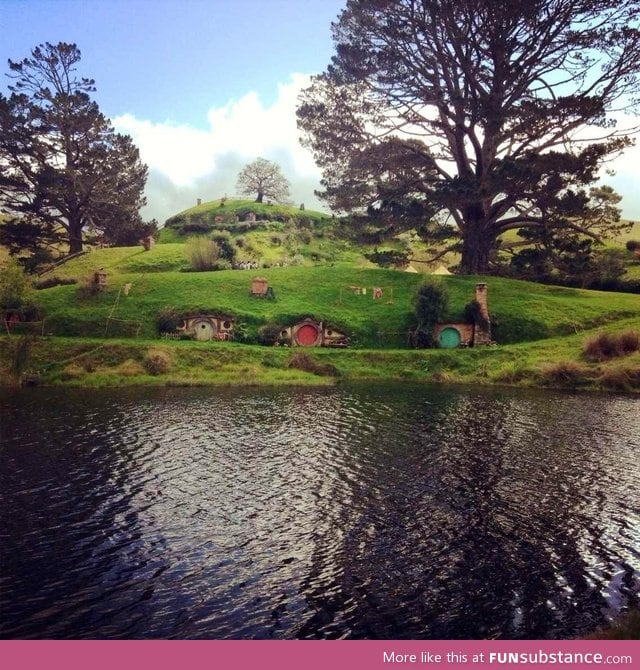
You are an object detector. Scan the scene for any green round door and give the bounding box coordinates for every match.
[438,326,461,349]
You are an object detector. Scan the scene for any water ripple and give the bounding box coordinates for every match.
[1,384,639,639]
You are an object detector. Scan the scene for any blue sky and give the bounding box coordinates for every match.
[1,0,345,221]
[1,0,639,224]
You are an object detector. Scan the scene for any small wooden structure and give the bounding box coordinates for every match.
[176,314,235,341]
[94,270,107,291]
[279,318,348,348]
[250,277,275,299]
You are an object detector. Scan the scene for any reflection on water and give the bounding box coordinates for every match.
[0,384,639,639]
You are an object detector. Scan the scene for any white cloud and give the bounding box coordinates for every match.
[112,77,640,223]
[112,73,322,221]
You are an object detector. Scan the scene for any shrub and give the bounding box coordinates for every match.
[181,222,212,234]
[157,308,182,334]
[35,276,77,290]
[144,349,172,375]
[210,230,237,262]
[60,363,85,381]
[257,322,284,346]
[625,240,640,252]
[185,236,221,271]
[616,330,640,356]
[540,361,592,388]
[115,359,146,377]
[597,367,633,392]
[583,332,618,361]
[583,330,640,361]
[462,299,489,328]
[413,281,449,347]
[77,274,102,299]
[288,351,338,377]
[0,258,33,309]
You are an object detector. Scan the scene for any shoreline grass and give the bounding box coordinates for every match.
[3,316,640,392]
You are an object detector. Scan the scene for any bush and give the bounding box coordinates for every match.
[181,222,212,235]
[144,349,172,375]
[115,359,146,377]
[157,307,182,334]
[77,274,102,299]
[257,322,285,346]
[625,240,640,252]
[0,258,33,309]
[210,230,237,262]
[597,367,634,392]
[617,330,640,355]
[185,236,221,271]
[540,361,593,388]
[583,332,618,361]
[413,281,449,347]
[288,352,338,377]
[583,330,640,361]
[35,276,77,290]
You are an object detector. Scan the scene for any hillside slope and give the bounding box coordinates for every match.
[29,244,640,347]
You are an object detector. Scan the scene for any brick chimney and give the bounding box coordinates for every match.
[473,282,492,345]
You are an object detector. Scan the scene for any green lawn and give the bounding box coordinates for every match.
[30,245,640,348]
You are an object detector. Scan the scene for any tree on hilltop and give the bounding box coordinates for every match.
[236,157,291,203]
[0,42,148,264]
[297,0,639,274]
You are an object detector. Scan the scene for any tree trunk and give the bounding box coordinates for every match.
[255,192,264,203]
[68,219,84,254]
[459,218,494,275]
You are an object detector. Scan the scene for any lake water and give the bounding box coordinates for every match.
[1,383,639,640]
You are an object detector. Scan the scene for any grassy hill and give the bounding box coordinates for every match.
[2,201,639,391]
[25,244,640,348]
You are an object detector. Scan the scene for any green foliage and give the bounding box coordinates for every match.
[257,322,285,346]
[185,237,221,271]
[101,218,158,247]
[156,307,182,334]
[0,43,147,256]
[209,230,237,263]
[462,299,488,327]
[236,157,291,203]
[413,281,449,347]
[297,1,638,273]
[144,349,172,375]
[9,335,33,381]
[365,249,410,268]
[34,276,78,290]
[0,257,33,308]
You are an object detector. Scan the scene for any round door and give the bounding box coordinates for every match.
[438,326,461,349]
[193,319,216,341]
[296,323,320,346]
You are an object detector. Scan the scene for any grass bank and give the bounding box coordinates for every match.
[3,315,640,392]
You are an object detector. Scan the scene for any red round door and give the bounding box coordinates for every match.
[296,323,320,346]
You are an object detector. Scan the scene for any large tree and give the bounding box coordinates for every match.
[297,0,640,274]
[236,157,291,203]
[0,42,148,258]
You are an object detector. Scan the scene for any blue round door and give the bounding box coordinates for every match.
[438,326,461,349]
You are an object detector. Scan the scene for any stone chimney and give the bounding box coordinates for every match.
[473,282,492,345]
